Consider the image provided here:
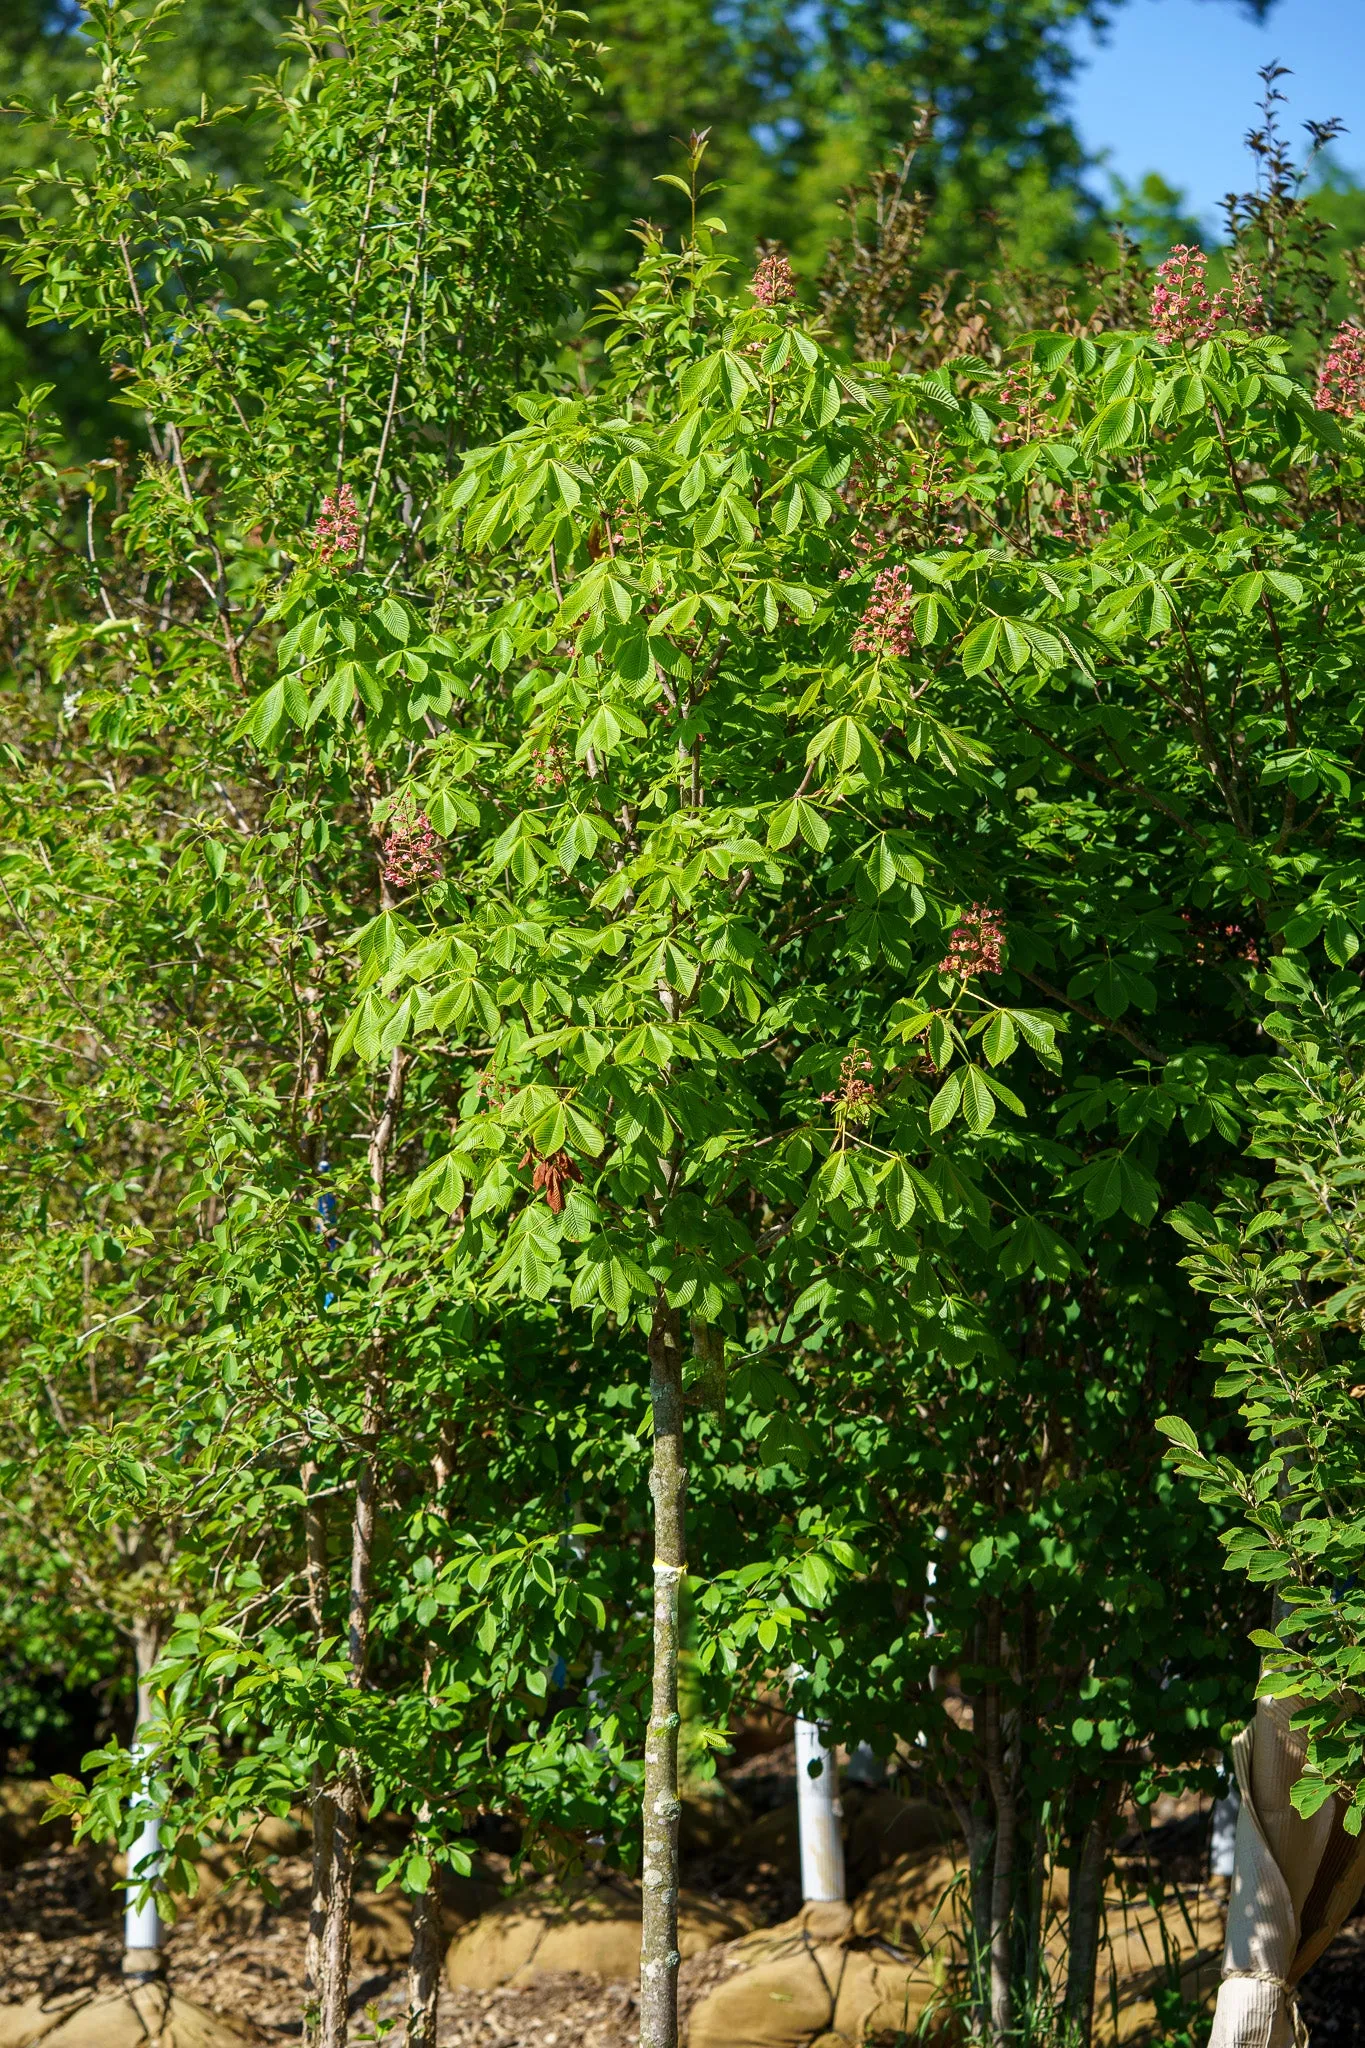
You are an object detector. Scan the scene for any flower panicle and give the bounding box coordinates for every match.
[1150,246,1263,346]
[532,742,567,789]
[938,904,1004,980]
[752,250,796,308]
[315,482,360,566]
[380,805,443,890]
[822,1049,876,1129]
[852,564,916,658]
[1316,322,1365,417]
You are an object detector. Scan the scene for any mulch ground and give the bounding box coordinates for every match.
[4,1770,1365,2046]
[0,1843,747,2045]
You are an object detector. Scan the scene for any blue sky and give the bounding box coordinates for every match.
[1067,0,1365,232]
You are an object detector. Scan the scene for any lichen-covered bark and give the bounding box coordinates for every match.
[317,1774,358,2048]
[406,1875,443,2048]
[317,1046,408,2048]
[640,1302,685,2048]
[301,1456,332,2041]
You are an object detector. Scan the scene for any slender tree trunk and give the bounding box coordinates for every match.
[640,1301,685,2048]
[406,1877,443,2048]
[301,1456,334,2043]
[317,1773,358,2048]
[302,1458,329,1639]
[986,1767,1016,2038]
[307,1789,338,2044]
[315,1047,408,2048]
[940,1641,993,2037]
[348,1373,384,1681]
[964,1806,996,2037]
[1063,1782,1121,2048]
[1014,1585,1043,2021]
[407,1430,456,2048]
[982,1605,1016,2043]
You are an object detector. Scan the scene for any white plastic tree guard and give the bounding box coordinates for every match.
[1209,1696,1365,2047]
[123,1621,165,1978]
[1210,1786,1240,1882]
[123,1766,163,1966]
[794,1715,846,1904]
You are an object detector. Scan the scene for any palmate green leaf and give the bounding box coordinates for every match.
[549,463,581,510]
[378,596,411,643]
[757,1412,815,1472]
[234,681,286,746]
[928,1070,963,1132]
[305,663,356,727]
[773,480,805,533]
[807,714,882,778]
[1074,1151,1160,1225]
[1031,333,1074,373]
[999,1214,1074,1281]
[426,789,475,835]
[961,618,1002,676]
[983,1071,1024,1115]
[883,1161,918,1228]
[766,798,829,852]
[331,990,387,1067]
[571,1244,651,1319]
[1138,581,1174,637]
[981,1012,1017,1065]
[529,1100,567,1154]
[557,812,600,873]
[961,1066,995,1133]
[1007,1009,1062,1064]
[577,700,646,760]
[693,494,729,545]
[405,1151,467,1217]
[871,836,900,896]
[1080,959,1157,1019]
[1228,571,1264,614]
[1089,397,1140,451]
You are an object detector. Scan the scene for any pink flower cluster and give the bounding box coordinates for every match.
[852,564,916,658]
[315,482,360,566]
[475,1067,512,1110]
[532,743,567,789]
[995,367,1033,448]
[1316,322,1365,416]
[1151,246,1263,345]
[380,806,443,890]
[752,250,796,308]
[823,1049,876,1130]
[938,904,1004,979]
[1179,909,1261,966]
[1036,486,1101,542]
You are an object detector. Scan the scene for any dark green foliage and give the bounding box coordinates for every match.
[8,5,1365,2043]
[1162,967,1365,1837]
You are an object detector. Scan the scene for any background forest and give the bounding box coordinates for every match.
[5,2,1365,2048]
